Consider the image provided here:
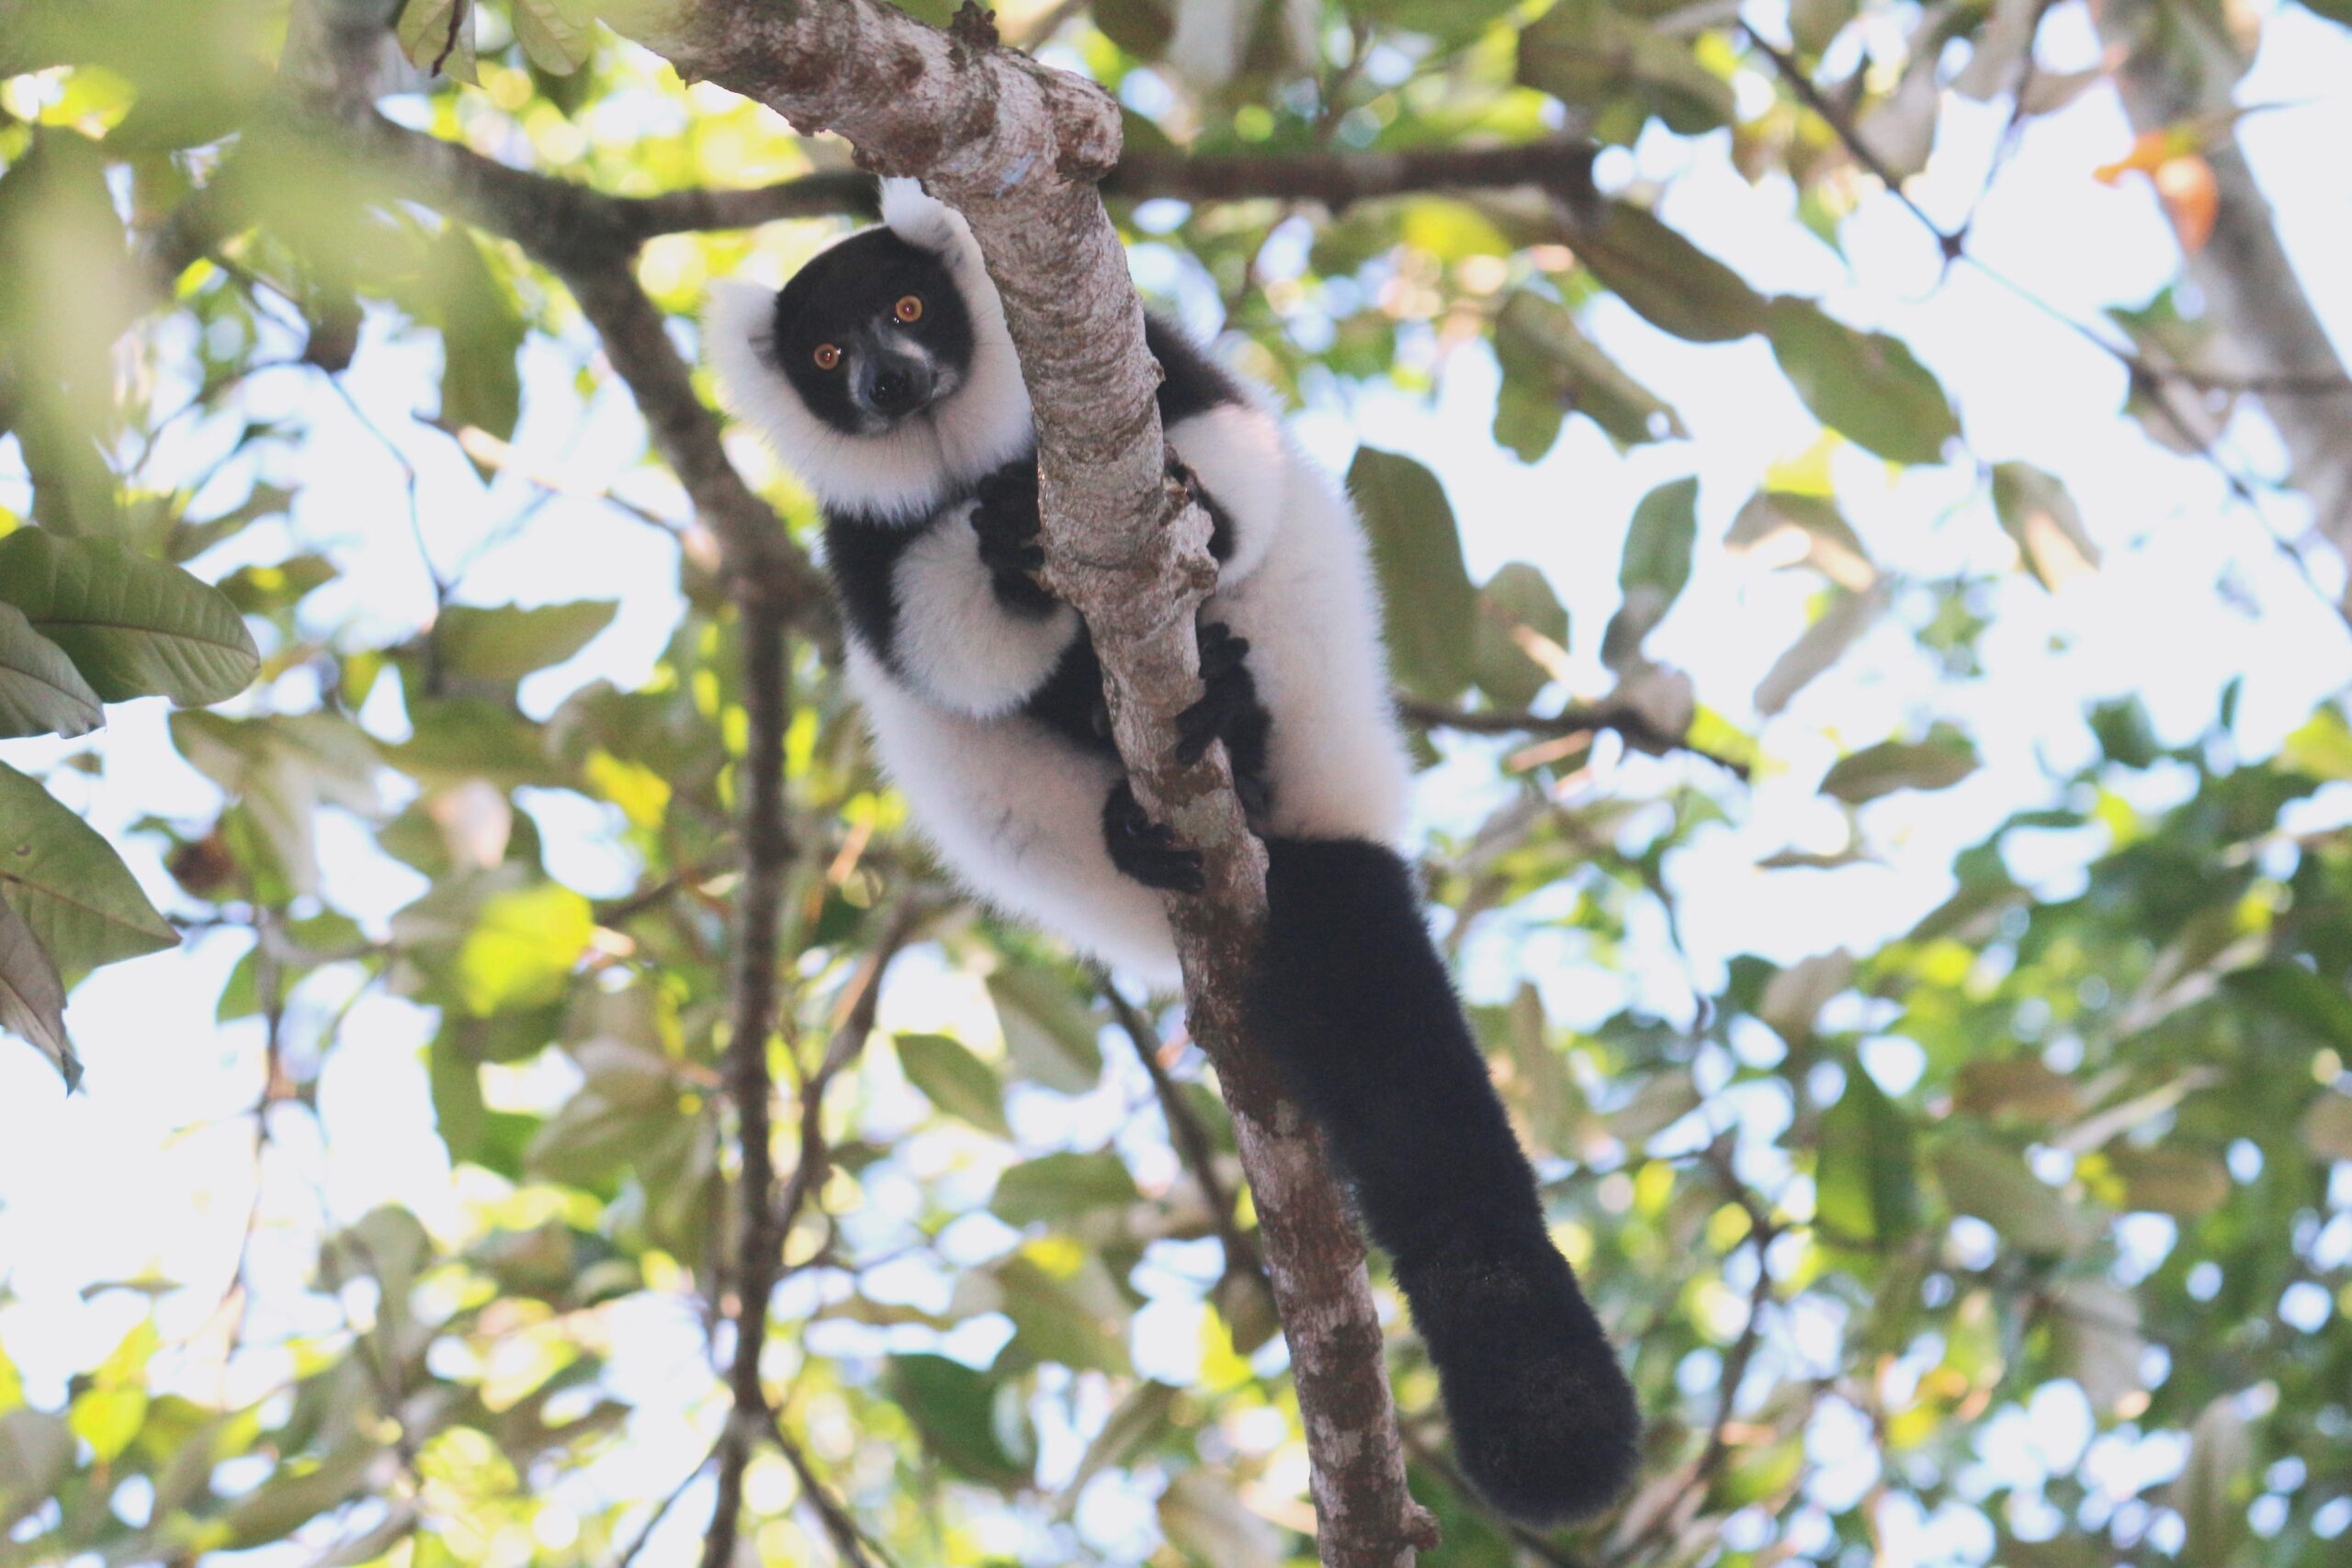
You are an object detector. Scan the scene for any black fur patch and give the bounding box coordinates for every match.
[1251,837,1641,1523]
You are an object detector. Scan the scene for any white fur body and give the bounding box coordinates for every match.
[709,180,1412,986]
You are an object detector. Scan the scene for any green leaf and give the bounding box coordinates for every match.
[1600,476,1699,670]
[435,600,617,682]
[395,0,478,83]
[0,531,259,705]
[1491,289,1683,459]
[424,227,522,440]
[0,601,102,739]
[1473,562,1569,709]
[1815,1069,1919,1247]
[0,898,74,1089]
[0,1410,74,1530]
[1765,298,1961,466]
[1350,446,1478,699]
[993,1149,1140,1229]
[457,882,593,1016]
[0,761,177,978]
[1932,1137,2096,1254]
[1519,0,1735,138]
[172,712,384,898]
[2105,1147,2231,1216]
[886,1355,1035,1490]
[1159,1468,1286,1568]
[1754,585,1889,716]
[2302,1092,2352,1162]
[2222,963,2352,1053]
[2177,1395,2253,1568]
[215,553,338,616]
[1724,490,1877,590]
[510,0,594,73]
[1577,202,1769,344]
[985,964,1102,1094]
[1819,725,1978,803]
[1992,463,2099,590]
[898,1032,1012,1137]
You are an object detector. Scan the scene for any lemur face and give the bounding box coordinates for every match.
[769,228,978,436]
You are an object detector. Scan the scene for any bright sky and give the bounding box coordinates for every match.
[3,3,2350,1560]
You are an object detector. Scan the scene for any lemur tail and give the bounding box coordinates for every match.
[1250,836,1641,1525]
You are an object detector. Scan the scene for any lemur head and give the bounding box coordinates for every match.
[707,178,1034,520]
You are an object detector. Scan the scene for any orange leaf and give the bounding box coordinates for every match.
[2093,130,2169,185]
[2154,155,2220,254]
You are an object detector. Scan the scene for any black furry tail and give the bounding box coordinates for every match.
[1250,837,1641,1525]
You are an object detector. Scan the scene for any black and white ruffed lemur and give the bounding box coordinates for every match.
[706,178,1639,1524]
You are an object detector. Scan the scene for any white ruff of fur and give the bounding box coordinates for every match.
[704,178,1034,523]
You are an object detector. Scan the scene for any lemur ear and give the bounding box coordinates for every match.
[878,176,973,260]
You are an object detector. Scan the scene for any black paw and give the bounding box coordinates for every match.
[1102,779,1204,894]
[1174,622,1274,815]
[972,460,1052,612]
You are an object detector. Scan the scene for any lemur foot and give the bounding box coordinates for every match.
[1174,621,1274,817]
[1102,779,1204,894]
[972,460,1052,613]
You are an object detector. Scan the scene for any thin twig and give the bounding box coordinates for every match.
[773,1416,899,1568]
[1398,694,1751,780]
[1105,984,1269,1291]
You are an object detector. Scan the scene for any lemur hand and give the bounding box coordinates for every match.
[1102,779,1205,894]
[971,460,1055,615]
[1175,620,1274,818]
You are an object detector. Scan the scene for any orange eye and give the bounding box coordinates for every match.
[813,344,841,370]
[894,295,924,323]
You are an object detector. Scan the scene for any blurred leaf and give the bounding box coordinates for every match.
[1819,726,1978,803]
[1159,1467,1285,1568]
[424,228,522,440]
[1992,463,2099,590]
[1758,949,1853,1047]
[0,531,260,705]
[2053,1278,2144,1416]
[1953,1057,2081,1122]
[2222,963,2352,1052]
[1755,586,1889,716]
[898,1031,1012,1136]
[1725,490,1877,590]
[216,553,338,616]
[1350,446,1477,698]
[2105,1147,2230,1216]
[1491,289,1683,459]
[1932,1138,2095,1254]
[1815,1069,1920,1247]
[1473,562,1570,709]
[886,1354,1034,1490]
[396,0,479,83]
[457,882,593,1016]
[2302,1091,2352,1161]
[1765,298,1960,465]
[510,0,594,73]
[1601,476,1699,671]
[2176,1395,2253,1568]
[0,899,74,1089]
[988,965,1103,1094]
[1060,1380,1181,1509]
[0,1409,74,1530]
[1577,202,1769,344]
[434,600,617,682]
[993,1150,1140,1228]
[174,712,384,897]
[0,761,177,978]
[1519,0,1735,137]
[1611,1067,1702,1145]
[0,602,103,739]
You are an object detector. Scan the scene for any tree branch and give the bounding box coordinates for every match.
[699,570,794,1568]
[1398,695,1752,780]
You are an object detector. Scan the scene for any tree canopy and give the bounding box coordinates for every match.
[1,0,2349,1563]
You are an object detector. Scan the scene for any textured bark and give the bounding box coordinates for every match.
[595,1,1429,1558]
[2100,0,2352,574]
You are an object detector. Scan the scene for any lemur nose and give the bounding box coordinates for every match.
[857,355,933,417]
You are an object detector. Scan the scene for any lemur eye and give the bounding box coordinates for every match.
[813,344,842,370]
[894,295,924,323]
